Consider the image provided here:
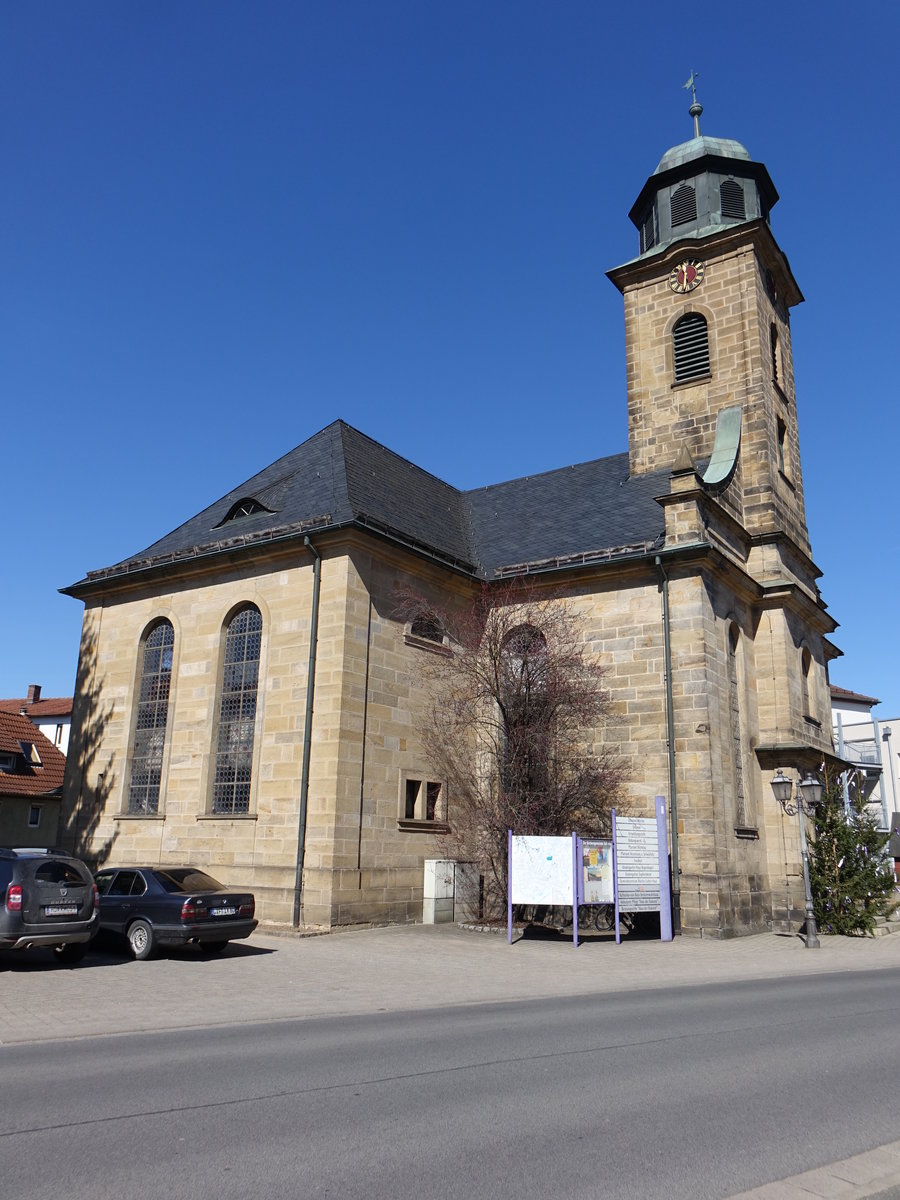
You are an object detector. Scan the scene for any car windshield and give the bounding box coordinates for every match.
[154,869,224,893]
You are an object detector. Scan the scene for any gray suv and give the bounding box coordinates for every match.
[0,848,99,964]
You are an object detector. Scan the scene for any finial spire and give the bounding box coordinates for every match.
[683,70,703,137]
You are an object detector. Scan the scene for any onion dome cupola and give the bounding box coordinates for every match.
[629,83,779,258]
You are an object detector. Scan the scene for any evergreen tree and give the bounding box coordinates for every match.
[809,784,896,935]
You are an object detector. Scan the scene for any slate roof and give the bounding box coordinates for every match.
[71,420,668,588]
[0,712,66,798]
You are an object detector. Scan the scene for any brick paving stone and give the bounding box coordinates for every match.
[3,924,900,1045]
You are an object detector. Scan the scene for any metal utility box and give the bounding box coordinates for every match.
[423,860,481,923]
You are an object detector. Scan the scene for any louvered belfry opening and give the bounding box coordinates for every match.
[670,183,697,227]
[641,207,657,252]
[720,179,746,220]
[673,313,710,383]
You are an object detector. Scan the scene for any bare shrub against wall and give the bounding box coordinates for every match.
[398,581,624,916]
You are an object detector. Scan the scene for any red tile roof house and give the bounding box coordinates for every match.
[0,684,73,755]
[0,712,66,846]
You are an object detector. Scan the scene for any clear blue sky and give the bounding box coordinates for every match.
[3,3,899,718]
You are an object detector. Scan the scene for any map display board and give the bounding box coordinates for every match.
[580,839,613,904]
[614,817,661,913]
[509,835,574,905]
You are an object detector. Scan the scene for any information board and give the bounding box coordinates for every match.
[509,835,574,905]
[614,817,660,912]
[580,839,613,904]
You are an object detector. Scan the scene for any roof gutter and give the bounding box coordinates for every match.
[292,536,321,928]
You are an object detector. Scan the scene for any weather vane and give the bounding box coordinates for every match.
[683,70,703,138]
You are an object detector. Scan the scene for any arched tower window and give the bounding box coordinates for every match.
[673,313,710,383]
[128,620,175,815]
[212,605,263,815]
[801,648,814,720]
[720,179,746,219]
[770,323,781,386]
[670,183,697,226]
[727,624,751,828]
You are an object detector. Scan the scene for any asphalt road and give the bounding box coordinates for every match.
[2,967,899,1200]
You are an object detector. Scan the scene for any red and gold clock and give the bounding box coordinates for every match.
[668,260,705,294]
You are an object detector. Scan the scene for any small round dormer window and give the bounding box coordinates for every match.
[218,497,270,525]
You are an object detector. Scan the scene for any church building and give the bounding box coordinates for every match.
[62,101,839,937]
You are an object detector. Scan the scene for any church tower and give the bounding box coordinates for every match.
[607,89,810,558]
[608,89,838,935]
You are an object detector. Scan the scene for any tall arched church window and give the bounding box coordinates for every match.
[728,624,751,828]
[499,625,549,801]
[128,620,175,814]
[673,313,710,383]
[212,605,263,815]
[670,183,697,226]
[720,179,746,220]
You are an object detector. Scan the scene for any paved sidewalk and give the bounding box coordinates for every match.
[4,924,900,1198]
[3,921,900,1045]
[726,1139,900,1200]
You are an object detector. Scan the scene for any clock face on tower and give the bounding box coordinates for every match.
[669,260,705,294]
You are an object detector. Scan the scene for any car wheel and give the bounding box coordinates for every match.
[53,943,86,965]
[201,940,228,955]
[127,919,155,961]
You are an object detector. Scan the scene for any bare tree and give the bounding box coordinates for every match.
[399,581,624,916]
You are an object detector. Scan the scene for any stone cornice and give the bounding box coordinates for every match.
[607,219,803,308]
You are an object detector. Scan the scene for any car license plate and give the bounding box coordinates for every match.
[210,906,236,917]
[44,905,78,917]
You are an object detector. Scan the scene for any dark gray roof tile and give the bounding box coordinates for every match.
[76,421,667,586]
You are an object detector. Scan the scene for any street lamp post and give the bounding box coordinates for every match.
[770,769,823,949]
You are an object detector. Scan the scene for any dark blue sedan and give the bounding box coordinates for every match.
[93,866,258,960]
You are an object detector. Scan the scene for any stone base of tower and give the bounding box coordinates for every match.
[676,872,810,939]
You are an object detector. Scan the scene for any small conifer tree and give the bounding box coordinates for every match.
[809,783,896,936]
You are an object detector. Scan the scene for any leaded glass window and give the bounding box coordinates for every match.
[212,605,262,815]
[128,620,174,814]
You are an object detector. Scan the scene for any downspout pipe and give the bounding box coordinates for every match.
[655,555,681,934]
[292,536,321,928]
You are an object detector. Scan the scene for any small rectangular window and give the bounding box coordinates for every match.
[405,779,420,820]
[400,775,445,827]
[426,782,441,821]
[28,805,41,828]
[776,418,788,476]
[55,724,64,745]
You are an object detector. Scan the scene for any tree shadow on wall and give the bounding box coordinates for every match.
[60,622,118,869]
